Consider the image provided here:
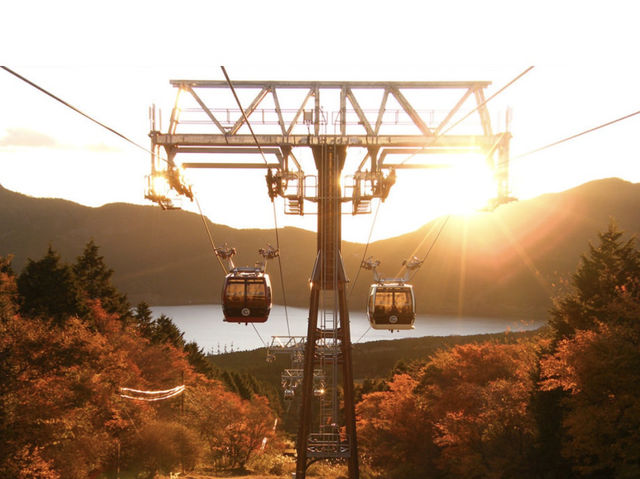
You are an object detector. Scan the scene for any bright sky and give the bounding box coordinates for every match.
[2,1,640,243]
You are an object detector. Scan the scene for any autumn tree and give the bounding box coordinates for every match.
[186,383,277,470]
[356,374,435,478]
[132,420,201,478]
[541,224,640,477]
[0,310,134,478]
[419,342,537,479]
[356,342,538,479]
[2,242,283,477]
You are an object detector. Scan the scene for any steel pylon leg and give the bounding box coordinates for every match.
[295,281,320,477]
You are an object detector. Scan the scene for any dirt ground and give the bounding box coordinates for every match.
[157,474,289,479]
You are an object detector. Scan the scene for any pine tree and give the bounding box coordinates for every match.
[73,240,130,317]
[549,221,640,341]
[151,315,185,349]
[17,246,82,325]
[183,341,218,379]
[541,222,640,477]
[133,302,155,338]
[0,256,17,321]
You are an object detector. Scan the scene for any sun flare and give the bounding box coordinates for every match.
[358,156,498,241]
[441,161,497,214]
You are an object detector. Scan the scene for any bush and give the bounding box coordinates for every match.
[133,421,202,478]
[246,452,294,475]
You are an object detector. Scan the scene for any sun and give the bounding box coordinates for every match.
[440,159,498,214]
[350,155,498,242]
[398,154,498,215]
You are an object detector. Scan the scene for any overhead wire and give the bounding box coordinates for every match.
[272,205,291,336]
[512,108,640,161]
[354,326,371,344]
[351,68,535,332]
[408,214,451,282]
[1,66,229,275]
[4,65,286,349]
[399,65,534,166]
[437,66,534,138]
[251,323,268,348]
[194,197,229,274]
[1,66,153,156]
[349,200,381,299]
[221,65,292,338]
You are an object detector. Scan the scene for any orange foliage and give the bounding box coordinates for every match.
[357,342,538,478]
[186,381,277,468]
[357,374,435,476]
[540,323,640,476]
[421,342,537,478]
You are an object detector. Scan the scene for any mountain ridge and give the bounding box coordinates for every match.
[2,177,638,318]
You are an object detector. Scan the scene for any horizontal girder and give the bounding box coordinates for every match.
[170,79,491,89]
[152,133,499,149]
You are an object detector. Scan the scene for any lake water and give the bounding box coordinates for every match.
[150,304,545,354]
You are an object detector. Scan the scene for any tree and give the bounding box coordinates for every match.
[541,224,640,477]
[150,314,185,349]
[133,302,155,338]
[549,222,640,341]
[419,342,537,479]
[356,374,436,479]
[132,421,201,478]
[73,240,129,317]
[184,341,218,379]
[0,255,17,321]
[186,383,277,470]
[17,246,82,325]
[541,322,640,478]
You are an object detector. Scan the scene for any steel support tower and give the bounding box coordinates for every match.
[147,78,512,479]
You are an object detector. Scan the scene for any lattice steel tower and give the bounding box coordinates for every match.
[147,77,512,479]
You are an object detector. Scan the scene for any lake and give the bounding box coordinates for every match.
[150,304,545,353]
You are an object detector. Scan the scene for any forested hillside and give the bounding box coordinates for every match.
[2,178,640,318]
[2,214,640,478]
[0,244,283,478]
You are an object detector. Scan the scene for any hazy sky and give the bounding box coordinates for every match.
[2,1,640,242]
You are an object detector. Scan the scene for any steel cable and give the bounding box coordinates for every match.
[221,65,292,338]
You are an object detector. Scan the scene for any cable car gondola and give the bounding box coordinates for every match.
[222,267,272,323]
[367,281,416,330]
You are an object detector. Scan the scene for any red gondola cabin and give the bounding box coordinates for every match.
[222,267,272,323]
[367,282,416,330]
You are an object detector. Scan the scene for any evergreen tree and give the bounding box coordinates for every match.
[184,341,218,379]
[17,246,82,325]
[541,223,640,477]
[133,302,155,339]
[549,222,640,341]
[0,256,17,321]
[151,315,185,349]
[73,240,129,317]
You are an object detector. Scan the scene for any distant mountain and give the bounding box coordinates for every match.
[1,178,639,318]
